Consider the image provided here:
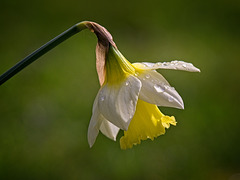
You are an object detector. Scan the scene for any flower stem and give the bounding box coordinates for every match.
[0,22,87,86]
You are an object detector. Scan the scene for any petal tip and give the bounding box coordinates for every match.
[176,99,184,109]
[88,139,94,148]
[89,144,93,148]
[180,101,185,109]
[88,133,95,148]
[87,128,98,148]
[192,66,201,72]
[176,103,184,109]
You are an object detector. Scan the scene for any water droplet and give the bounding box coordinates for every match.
[173,60,180,65]
[135,72,139,76]
[168,97,174,102]
[154,84,165,93]
[130,100,134,107]
[182,64,187,68]
[164,85,169,89]
[100,96,105,101]
[145,74,150,78]
[162,62,167,66]
[165,86,174,90]
[125,81,129,86]
[156,62,161,66]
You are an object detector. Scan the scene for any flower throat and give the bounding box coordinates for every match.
[104,45,135,85]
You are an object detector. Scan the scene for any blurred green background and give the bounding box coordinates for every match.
[0,0,240,179]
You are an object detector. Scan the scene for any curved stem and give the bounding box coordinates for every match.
[0,22,87,86]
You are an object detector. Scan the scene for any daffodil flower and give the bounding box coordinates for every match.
[0,21,200,150]
[87,22,200,149]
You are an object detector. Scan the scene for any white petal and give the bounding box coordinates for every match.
[88,93,120,147]
[137,70,184,109]
[100,119,120,141]
[88,94,102,148]
[133,61,200,72]
[98,75,142,130]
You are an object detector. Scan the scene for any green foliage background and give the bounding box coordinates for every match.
[0,0,239,179]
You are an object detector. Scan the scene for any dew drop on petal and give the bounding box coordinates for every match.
[182,64,187,68]
[156,62,162,66]
[145,74,150,79]
[130,100,134,106]
[164,85,169,89]
[154,84,165,93]
[125,81,129,86]
[169,86,175,90]
[100,96,105,101]
[168,96,174,102]
[165,86,174,90]
[175,61,179,65]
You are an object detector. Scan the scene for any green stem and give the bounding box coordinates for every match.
[0,22,87,86]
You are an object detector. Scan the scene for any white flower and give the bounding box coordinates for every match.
[88,45,200,149]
